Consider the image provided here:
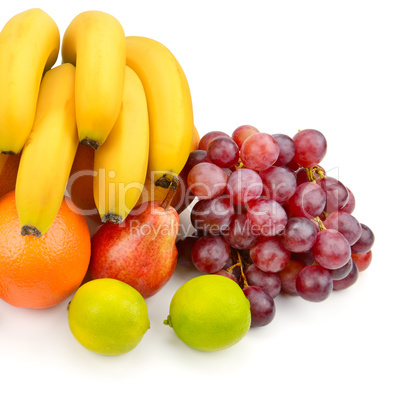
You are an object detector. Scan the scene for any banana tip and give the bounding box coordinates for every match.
[80,137,100,150]
[21,225,42,238]
[1,150,18,155]
[102,213,123,224]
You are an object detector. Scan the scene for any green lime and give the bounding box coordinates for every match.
[68,278,150,356]
[164,275,251,352]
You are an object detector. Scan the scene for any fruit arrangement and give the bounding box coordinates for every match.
[0,8,375,355]
[0,8,194,235]
[176,125,375,327]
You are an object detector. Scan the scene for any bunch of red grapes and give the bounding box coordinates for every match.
[176,125,375,328]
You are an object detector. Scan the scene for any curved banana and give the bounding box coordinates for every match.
[0,8,60,154]
[16,63,78,237]
[93,66,149,224]
[62,11,126,149]
[126,36,193,187]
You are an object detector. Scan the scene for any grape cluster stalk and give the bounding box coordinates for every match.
[176,126,375,328]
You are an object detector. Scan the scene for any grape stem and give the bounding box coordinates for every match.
[315,167,326,179]
[226,260,241,274]
[235,250,249,288]
[225,249,249,288]
[305,166,326,182]
[312,216,326,231]
[235,160,244,170]
[305,166,327,230]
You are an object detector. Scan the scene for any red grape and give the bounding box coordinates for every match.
[191,235,230,274]
[328,258,353,280]
[222,167,232,178]
[232,125,259,149]
[291,250,315,266]
[198,131,230,150]
[333,260,359,291]
[222,213,260,250]
[296,265,333,302]
[340,187,356,214]
[190,196,235,235]
[247,198,288,236]
[240,133,280,171]
[187,162,228,199]
[245,264,281,298]
[176,236,199,269]
[324,211,362,245]
[272,134,295,166]
[179,150,211,179]
[243,286,276,327]
[312,229,351,269]
[352,250,372,272]
[287,158,300,171]
[259,166,297,203]
[317,176,349,213]
[278,260,306,295]
[249,236,291,273]
[288,182,326,219]
[226,168,263,206]
[351,224,375,254]
[207,136,239,168]
[281,217,318,253]
[293,129,327,167]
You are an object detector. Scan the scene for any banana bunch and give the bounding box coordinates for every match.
[0,9,194,236]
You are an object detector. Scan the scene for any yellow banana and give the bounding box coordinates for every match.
[126,36,193,187]
[93,66,149,224]
[61,10,126,150]
[15,63,78,237]
[0,8,60,154]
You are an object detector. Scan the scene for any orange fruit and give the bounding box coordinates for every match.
[0,153,21,198]
[0,191,91,309]
[67,125,200,219]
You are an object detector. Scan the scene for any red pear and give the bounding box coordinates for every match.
[88,188,180,299]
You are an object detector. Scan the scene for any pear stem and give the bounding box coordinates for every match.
[160,176,179,210]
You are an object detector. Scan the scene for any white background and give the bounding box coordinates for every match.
[1,1,400,401]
